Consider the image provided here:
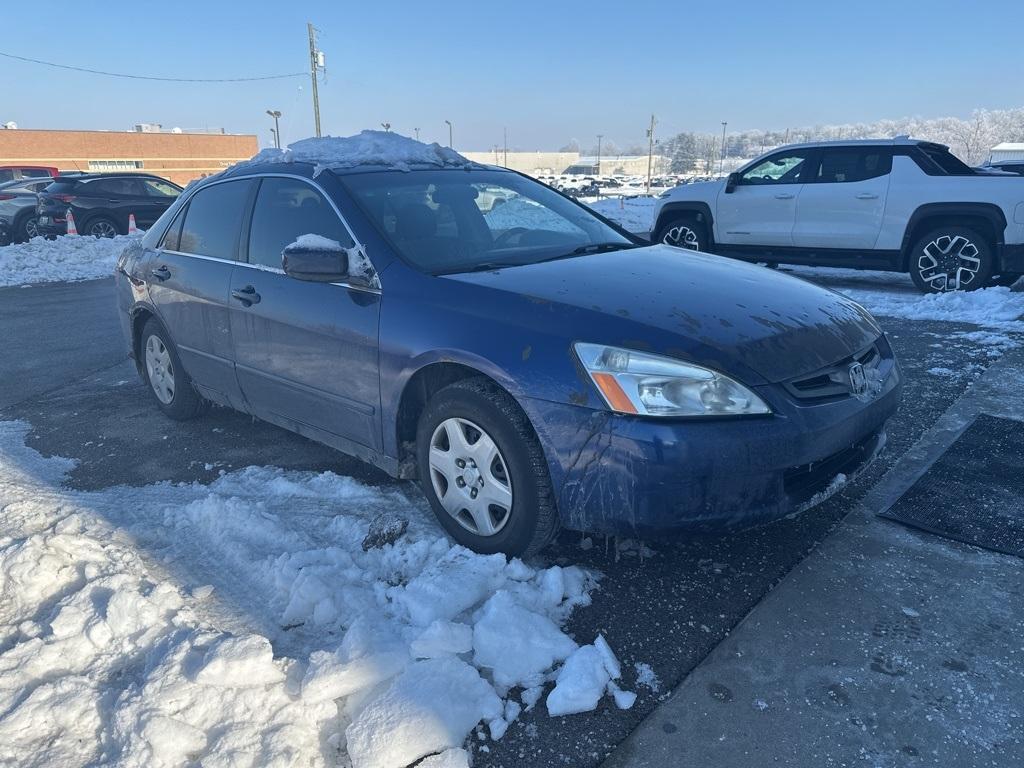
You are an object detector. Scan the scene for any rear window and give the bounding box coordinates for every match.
[913,144,975,176]
[177,180,253,260]
[43,180,79,194]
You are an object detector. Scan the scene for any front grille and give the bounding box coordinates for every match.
[784,343,886,402]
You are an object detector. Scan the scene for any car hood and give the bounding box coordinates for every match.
[445,245,882,384]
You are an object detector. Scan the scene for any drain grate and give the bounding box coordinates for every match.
[880,414,1024,558]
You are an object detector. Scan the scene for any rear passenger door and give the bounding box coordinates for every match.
[228,176,382,453]
[146,178,255,408]
[792,147,892,250]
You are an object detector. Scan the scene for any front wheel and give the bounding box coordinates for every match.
[416,378,559,556]
[909,226,994,293]
[656,215,707,251]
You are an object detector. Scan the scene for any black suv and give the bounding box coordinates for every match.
[36,173,182,237]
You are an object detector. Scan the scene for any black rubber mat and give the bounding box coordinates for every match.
[880,414,1024,558]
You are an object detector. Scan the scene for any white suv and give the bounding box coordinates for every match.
[652,138,1024,292]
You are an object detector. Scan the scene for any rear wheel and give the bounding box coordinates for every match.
[87,217,119,238]
[416,378,558,556]
[656,214,707,252]
[141,318,205,420]
[909,226,994,293]
[15,213,39,241]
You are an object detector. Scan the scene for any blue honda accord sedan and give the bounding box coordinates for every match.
[114,133,901,556]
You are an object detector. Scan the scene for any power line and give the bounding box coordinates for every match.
[0,50,305,83]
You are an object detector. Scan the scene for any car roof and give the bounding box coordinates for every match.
[216,160,504,181]
[54,172,175,182]
[764,136,936,152]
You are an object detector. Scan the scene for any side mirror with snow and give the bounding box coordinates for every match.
[282,236,350,283]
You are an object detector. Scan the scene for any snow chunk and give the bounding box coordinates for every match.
[194,634,285,688]
[410,620,474,659]
[236,130,474,175]
[390,548,507,627]
[634,661,661,693]
[472,590,578,689]
[418,748,471,768]
[345,658,502,768]
[546,635,631,716]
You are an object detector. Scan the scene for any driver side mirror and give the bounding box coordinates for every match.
[724,172,741,194]
[282,236,350,282]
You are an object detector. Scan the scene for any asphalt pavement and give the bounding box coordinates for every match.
[0,276,1016,767]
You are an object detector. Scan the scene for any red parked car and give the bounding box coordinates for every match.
[0,165,59,183]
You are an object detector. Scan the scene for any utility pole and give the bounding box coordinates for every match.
[445,119,453,149]
[719,121,728,176]
[414,127,420,140]
[503,127,508,167]
[596,134,603,175]
[645,115,656,193]
[307,23,324,137]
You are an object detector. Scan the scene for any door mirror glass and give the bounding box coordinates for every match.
[725,172,740,193]
[282,235,350,282]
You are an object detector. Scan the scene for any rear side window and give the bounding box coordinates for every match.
[43,180,78,194]
[910,144,975,176]
[144,179,181,197]
[247,177,352,269]
[814,149,892,183]
[178,180,253,260]
[88,178,145,196]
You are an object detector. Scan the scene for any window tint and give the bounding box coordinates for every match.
[912,144,975,176]
[88,177,145,196]
[814,149,892,183]
[160,205,187,251]
[143,179,181,197]
[178,180,252,259]
[739,152,810,184]
[247,177,352,269]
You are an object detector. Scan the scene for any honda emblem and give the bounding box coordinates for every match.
[848,362,868,397]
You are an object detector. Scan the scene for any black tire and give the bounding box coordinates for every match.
[14,213,39,242]
[140,317,205,420]
[655,214,708,251]
[908,226,994,293]
[416,377,559,557]
[85,216,120,238]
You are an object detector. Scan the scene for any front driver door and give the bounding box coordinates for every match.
[229,175,382,453]
[715,149,813,247]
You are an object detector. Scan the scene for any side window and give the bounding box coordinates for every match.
[739,152,811,185]
[160,205,187,251]
[144,179,181,197]
[247,177,352,269]
[178,180,252,259]
[815,149,892,183]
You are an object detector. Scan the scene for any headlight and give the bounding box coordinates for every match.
[575,343,771,417]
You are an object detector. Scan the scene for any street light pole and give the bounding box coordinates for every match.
[720,121,728,176]
[596,134,603,175]
[445,120,453,149]
[414,127,420,140]
[266,110,282,149]
[646,115,656,194]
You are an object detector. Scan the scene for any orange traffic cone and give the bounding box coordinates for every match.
[128,213,138,235]
[66,209,78,236]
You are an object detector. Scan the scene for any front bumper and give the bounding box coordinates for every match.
[524,363,902,535]
[997,243,1024,273]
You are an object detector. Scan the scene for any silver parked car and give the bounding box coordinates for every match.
[0,178,52,242]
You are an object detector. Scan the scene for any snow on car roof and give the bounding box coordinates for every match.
[231,130,477,175]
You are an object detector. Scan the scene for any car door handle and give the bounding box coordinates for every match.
[774,193,795,199]
[150,265,171,281]
[856,192,879,199]
[231,285,261,306]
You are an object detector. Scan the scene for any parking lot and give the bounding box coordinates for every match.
[3,266,1021,766]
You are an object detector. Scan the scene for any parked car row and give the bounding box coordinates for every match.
[0,171,182,243]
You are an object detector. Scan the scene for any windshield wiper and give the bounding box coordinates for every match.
[536,241,638,263]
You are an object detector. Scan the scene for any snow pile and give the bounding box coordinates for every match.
[839,284,1024,330]
[236,130,474,176]
[586,196,657,234]
[0,420,632,768]
[0,233,141,287]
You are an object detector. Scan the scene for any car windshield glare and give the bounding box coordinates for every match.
[338,169,634,275]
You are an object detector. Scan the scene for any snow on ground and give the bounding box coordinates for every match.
[0,421,632,768]
[0,233,141,287]
[585,196,657,234]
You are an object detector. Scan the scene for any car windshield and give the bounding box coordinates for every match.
[338,169,635,275]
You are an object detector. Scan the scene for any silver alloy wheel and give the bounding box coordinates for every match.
[24,217,38,239]
[90,220,118,238]
[145,334,175,404]
[662,224,700,250]
[429,417,513,537]
[917,234,981,291]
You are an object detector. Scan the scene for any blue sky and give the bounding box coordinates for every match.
[2,0,1020,151]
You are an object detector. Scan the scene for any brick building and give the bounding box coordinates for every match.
[0,128,259,185]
